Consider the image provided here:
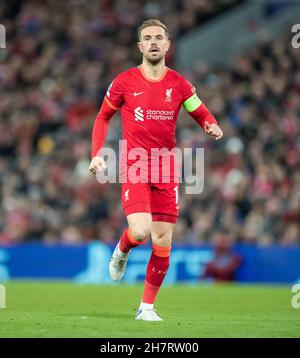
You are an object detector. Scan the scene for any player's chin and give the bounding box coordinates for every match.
[146,53,164,64]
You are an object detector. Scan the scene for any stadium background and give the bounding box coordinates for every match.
[0,0,300,336]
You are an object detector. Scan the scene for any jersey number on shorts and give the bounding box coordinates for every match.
[174,186,179,209]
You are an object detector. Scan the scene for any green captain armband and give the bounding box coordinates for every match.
[183,94,202,113]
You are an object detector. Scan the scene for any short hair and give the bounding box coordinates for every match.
[138,19,169,40]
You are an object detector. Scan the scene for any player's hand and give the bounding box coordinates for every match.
[89,156,107,175]
[204,122,223,140]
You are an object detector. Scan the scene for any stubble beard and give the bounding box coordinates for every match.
[144,52,165,65]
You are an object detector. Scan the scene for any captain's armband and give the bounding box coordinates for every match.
[183,94,202,113]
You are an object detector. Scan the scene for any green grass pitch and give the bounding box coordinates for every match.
[0,281,299,338]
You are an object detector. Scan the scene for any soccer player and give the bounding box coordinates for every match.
[89,19,223,321]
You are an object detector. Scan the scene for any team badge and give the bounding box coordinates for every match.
[165,88,173,102]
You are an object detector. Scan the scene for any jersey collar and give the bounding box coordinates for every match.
[138,64,169,83]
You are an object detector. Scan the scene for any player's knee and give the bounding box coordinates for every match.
[130,226,151,243]
[153,232,172,247]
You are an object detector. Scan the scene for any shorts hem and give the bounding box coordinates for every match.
[123,202,151,216]
[152,213,178,224]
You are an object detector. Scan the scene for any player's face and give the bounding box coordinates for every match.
[138,26,170,64]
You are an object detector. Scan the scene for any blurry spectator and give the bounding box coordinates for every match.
[202,232,242,281]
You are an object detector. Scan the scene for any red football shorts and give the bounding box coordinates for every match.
[122,181,180,224]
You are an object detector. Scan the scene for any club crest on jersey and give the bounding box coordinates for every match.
[165,88,173,102]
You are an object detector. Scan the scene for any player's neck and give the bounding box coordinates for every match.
[140,61,166,80]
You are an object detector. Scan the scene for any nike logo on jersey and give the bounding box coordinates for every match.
[133,92,144,96]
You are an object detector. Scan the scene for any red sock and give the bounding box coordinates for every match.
[119,228,146,253]
[142,244,171,304]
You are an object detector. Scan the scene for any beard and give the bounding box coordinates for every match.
[144,51,165,65]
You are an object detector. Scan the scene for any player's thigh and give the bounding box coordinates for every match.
[127,212,152,241]
[122,182,152,240]
[151,182,180,224]
[151,221,175,247]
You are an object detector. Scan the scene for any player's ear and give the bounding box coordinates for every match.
[137,41,143,53]
[166,39,171,51]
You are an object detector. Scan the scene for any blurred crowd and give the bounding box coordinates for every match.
[0,0,299,246]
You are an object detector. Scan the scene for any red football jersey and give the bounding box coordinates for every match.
[104,66,196,182]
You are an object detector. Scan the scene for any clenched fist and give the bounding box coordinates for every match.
[89,156,107,174]
[204,121,223,140]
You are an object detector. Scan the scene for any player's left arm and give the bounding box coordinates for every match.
[183,93,223,140]
[180,76,223,140]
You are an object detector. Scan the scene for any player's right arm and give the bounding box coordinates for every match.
[89,77,124,175]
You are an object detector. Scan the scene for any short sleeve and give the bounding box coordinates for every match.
[105,75,124,109]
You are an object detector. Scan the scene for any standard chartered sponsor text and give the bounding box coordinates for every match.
[146,109,174,120]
